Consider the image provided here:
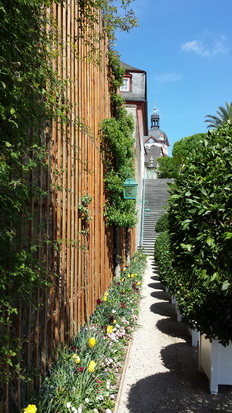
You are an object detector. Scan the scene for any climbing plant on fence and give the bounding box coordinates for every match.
[101,103,137,227]
[0,1,139,407]
[100,53,137,228]
[168,123,232,345]
[0,0,65,378]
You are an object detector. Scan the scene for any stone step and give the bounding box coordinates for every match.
[142,179,171,252]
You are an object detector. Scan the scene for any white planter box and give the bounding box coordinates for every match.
[171,295,176,305]
[198,334,232,394]
[175,301,182,322]
[188,327,200,347]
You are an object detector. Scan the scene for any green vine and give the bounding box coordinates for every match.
[101,53,137,228]
[0,0,138,394]
[0,0,64,378]
[78,194,93,227]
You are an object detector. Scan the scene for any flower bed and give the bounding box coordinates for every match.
[22,250,146,413]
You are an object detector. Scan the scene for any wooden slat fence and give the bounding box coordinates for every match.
[0,2,136,412]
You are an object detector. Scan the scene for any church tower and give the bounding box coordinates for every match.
[144,103,170,178]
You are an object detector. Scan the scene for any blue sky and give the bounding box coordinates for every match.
[114,0,232,154]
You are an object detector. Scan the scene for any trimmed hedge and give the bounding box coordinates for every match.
[154,231,173,286]
[168,123,232,345]
[155,213,169,233]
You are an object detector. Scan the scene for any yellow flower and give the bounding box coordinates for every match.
[137,281,141,286]
[24,405,37,413]
[103,295,107,302]
[88,337,96,348]
[128,274,131,278]
[121,278,125,282]
[113,319,117,324]
[88,360,96,372]
[107,325,113,334]
[130,274,135,278]
[72,354,81,364]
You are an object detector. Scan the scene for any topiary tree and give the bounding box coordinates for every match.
[172,133,206,168]
[154,231,173,287]
[155,213,169,232]
[157,133,206,179]
[157,156,179,178]
[168,123,232,346]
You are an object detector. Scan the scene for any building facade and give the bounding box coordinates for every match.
[120,61,148,246]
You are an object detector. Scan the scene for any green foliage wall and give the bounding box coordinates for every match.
[101,102,137,227]
[100,56,137,228]
[154,231,173,286]
[0,0,138,384]
[0,0,58,373]
[168,123,232,345]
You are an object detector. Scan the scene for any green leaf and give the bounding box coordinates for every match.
[180,243,192,251]
[223,232,232,240]
[181,219,191,230]
[210,272,219,282]
[206,236,214,246]
[222,281,230,291]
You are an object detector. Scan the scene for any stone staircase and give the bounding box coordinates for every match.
[142,179,172,256]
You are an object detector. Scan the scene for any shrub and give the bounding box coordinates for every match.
[157,156,179,178]
[154,231,173,286]
[168,123,232,345]
[155,213,169,233]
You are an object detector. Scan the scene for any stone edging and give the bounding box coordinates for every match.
[113,338,133,413]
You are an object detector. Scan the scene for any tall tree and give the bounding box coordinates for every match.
[205,101,232,128]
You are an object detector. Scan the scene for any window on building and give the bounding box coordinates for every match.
[120,76,131,92]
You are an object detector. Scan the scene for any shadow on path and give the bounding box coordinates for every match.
[126,370,232,413]
[126,342,232,413]
[126,260,232,413]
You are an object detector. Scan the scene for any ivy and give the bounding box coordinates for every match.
[0,0,63,376]
[101,56,137,228]
[0,0,138,389]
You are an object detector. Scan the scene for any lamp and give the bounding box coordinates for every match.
[123,178,138,200]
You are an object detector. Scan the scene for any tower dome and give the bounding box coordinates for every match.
[148,103,169,144]
[151,105,160,128]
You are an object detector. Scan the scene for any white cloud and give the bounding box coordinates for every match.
[154,72,182,82]
[181,40,209,57]
[181,35,229,57]
[213,34,229,55]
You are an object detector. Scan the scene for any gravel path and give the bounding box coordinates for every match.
[115,257,232,413]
